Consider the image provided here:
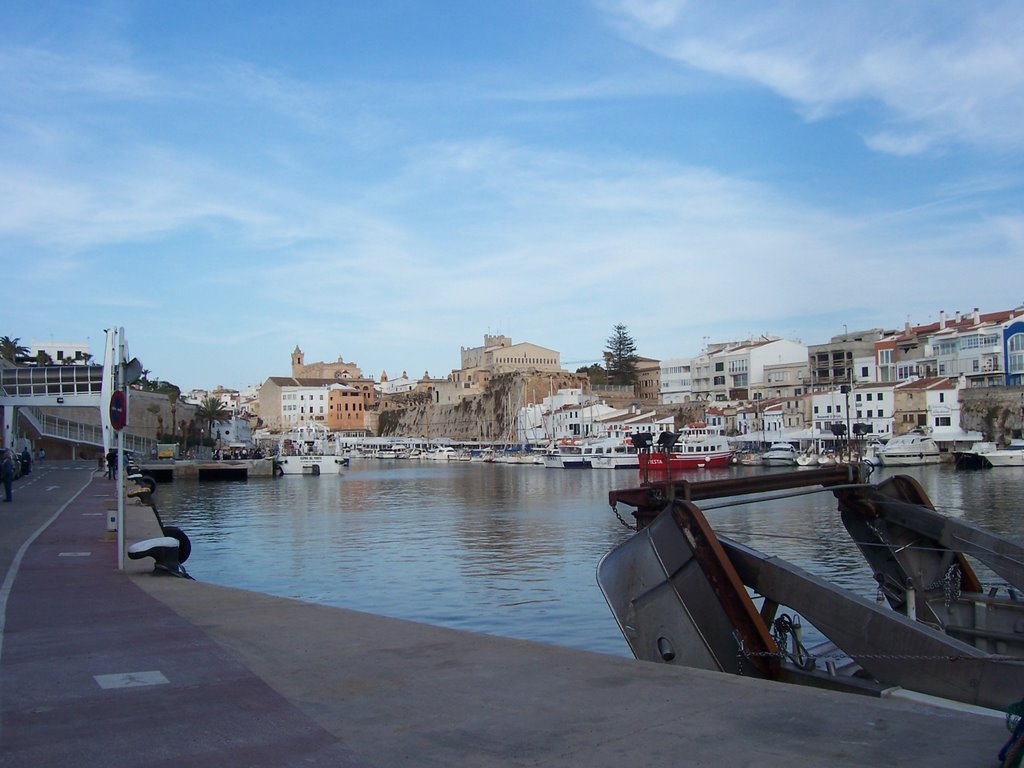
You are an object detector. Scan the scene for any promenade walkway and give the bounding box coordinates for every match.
[0,462,1009,766]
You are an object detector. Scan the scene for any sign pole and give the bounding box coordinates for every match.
[116,328,126,571]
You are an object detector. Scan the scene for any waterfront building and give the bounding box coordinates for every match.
[892,377,962,438]
[873,307,1024,388]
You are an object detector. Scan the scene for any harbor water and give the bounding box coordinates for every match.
[154,461,1024,658]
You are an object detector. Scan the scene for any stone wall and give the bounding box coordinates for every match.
[379,371,589,440]
[959,386,1024,443]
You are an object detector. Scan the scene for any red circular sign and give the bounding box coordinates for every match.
[109,390,127,431]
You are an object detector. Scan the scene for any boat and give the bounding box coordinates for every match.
[877,431,941,466]
[795,449,817,467]
[735,449,764,466]
[542,440,591,469]
[761,442,798,466]
[956,439,1024,469]
[274,423,348,476]
[588,438,640,470]
[599,466,1024,711]
[633,425,734,473]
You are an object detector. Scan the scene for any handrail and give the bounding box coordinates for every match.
[21,406,155,454]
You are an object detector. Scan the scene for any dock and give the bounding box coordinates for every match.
[0,462,1009,767]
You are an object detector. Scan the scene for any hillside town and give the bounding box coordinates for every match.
[3,305,1024,461]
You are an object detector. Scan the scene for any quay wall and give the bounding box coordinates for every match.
[960,386,1024,442]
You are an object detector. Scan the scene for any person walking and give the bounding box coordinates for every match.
[105,448,117,480]
[20,446,31,476]
[2,449,14,502]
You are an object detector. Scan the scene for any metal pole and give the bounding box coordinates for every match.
[116,327,126,572]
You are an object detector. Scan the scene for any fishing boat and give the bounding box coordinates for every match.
[274,423,348,476]
[633,425,734,473]
[599,466,1024,711]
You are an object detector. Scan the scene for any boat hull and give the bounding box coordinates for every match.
[877,453,941,466]
[276,455,347,475]
[638,451,734,471]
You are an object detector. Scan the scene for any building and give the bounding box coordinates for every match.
[659,358,693,404]
[291,346,363,380]
[327,383,368,434]
[808,328,893,389]
[459,335,561,374]
[634,357,661,403]
[29,339,92,365]
[692,337,807,401]
[259,376,376,432]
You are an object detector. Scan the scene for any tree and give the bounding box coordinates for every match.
[605,323,639,385]
[0,336,30,364]
[196,396,231,442]
[34,350,54,366]
[576,363,608,387]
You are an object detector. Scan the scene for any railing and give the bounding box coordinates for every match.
[21,407,155,455]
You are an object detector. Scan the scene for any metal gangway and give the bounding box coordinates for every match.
[0,329,155,455]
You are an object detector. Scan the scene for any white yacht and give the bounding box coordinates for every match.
[960,440,1024,468]
[761,443,798,466]
[877,432,941,466]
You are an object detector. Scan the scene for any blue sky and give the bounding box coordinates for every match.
[3,1,1022,391]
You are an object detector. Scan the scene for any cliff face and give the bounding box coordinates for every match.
[960,386,1024,442]
[378,371,589,440]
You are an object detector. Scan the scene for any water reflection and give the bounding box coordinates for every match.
[154,461,1024,657]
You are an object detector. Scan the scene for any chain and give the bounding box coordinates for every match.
[923,562,963,607]
[610,504,635,530]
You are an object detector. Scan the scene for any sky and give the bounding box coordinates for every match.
[2,1,1023,392]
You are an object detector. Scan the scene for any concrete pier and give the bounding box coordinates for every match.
[0,462,1009,767]
[138,457,275,481]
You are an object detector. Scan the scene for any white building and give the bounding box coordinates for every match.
[692,337,807,401]
[659,358,694,404]
[28,338,91,365]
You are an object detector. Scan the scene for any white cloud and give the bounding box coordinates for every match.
[599,1,1024,153]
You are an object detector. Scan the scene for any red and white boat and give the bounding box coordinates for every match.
[634,423,734,472]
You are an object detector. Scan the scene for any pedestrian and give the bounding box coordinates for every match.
[106,448,117,480]
[2,449,13,502]
[20,447,31,476]
[38,447,45,463]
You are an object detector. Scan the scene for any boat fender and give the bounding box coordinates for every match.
[311,464,320,476]
[273,461,284,477]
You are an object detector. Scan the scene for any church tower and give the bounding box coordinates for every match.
[291,346,305,377]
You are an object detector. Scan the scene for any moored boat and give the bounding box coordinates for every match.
[274,423,348,476]
[761,442,798,466]
[633,425,734,472]
[599,466,1024,711]
[877,431,941,466]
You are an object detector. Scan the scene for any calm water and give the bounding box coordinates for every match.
[153,461,1024,658]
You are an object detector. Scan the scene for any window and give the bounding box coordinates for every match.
[935,416,951,427]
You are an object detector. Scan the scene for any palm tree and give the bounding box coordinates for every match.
[0,336,30,364]
[196,396,231,443]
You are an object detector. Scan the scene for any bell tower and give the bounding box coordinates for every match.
[291,346,305,376]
